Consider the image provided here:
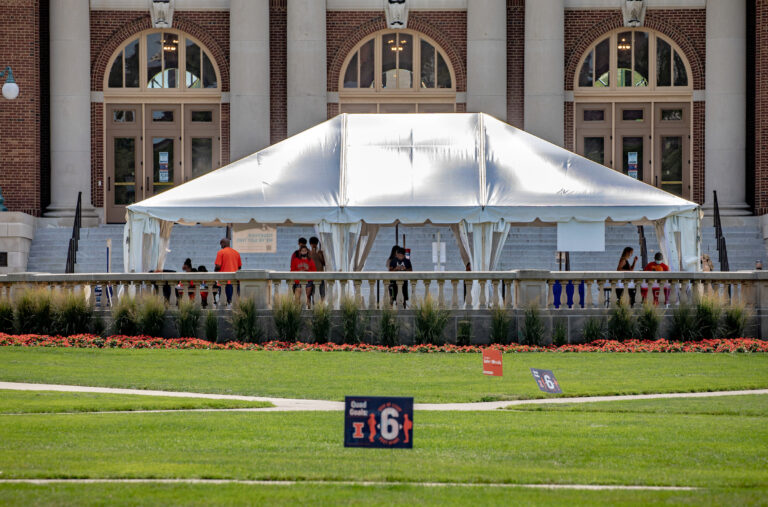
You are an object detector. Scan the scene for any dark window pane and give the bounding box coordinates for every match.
[398,33,413,88]
[673,50,688,86]
[114,138,136,183]
[622,136,643,180]
[661,183,683,196]
[112,110,135,123]
[578,50,594,87]
[108,53,123,88]
[191,110,213,122]
[436,52,451,88]
[359,39,375,88]
[114,185,135,206]
[153,137,174,192]
[617,31,632,87]
[203,51,217,88]
[420,39,435,88]
[152,110,174,122]
[634,31,649,86]
[381,33,397,89]
[583,109,605,121]
[191,138,214,179]
[661,109,683,121]
[584,137,605,165]
[164,33,179,88]
[595,39,610,87]
[661,136,683,195]
[656,38,672,86]
[124,39,140,87]
[147,32,163,88]
[343,52,358,88]
[622,109,644,121]
[186,39,202,88]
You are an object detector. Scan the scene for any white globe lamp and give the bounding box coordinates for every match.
[1,66,18,100]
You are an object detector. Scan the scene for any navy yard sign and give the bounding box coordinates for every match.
[344,396,413,448]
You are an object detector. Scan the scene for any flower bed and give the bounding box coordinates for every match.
[0,333,766,353]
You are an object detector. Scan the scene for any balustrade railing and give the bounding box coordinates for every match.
[0,270,764,312]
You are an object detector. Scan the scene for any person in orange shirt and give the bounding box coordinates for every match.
[642,252,670,305]
[290,244,316,308]
[214,238,242,308]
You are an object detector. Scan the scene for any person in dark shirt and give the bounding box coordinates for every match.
[388,247,412,308]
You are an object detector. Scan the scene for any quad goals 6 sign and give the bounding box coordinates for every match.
[344,396,413,448]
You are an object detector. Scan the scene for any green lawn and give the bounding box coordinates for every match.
[1,348,767,402]
[2,483,766,506]
[0,390,272,414]
[1,397,766,488]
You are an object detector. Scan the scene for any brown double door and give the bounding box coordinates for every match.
[575,102,691,199]
[105,104,221,223]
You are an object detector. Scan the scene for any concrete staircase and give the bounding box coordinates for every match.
[25,219,767,274]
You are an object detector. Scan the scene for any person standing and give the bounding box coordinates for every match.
[308,236,326,303]
[642,252,670,305]
[388,247,413,308]
[291,244,316,308]
[291,237,308,262]
[615,247,638,306]
[214,238,242,308]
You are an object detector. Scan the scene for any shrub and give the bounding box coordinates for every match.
[137,295,167,337]
[637,302,661,341]
[607,303,636,342]
[722,304,750,339]
[340,296,361,344]
[520,304,545,346]
[552,320,567,346]
[456,319,471,347]
[0,299,14,333]
[414,296,449,345]
[581,317,605,342]
[14,289,53,335]
[695,297,723,341]
[670,304,697,342]
[204,310,219,343]
[311,301,332,344]
[90,313,106,337]
[52,293,93,337]
[490,307,511,344]
[272,294,303,343]
[111,297,138,336]
[175,298,202,338]
[378,305,400,347]
[230,298,262,343]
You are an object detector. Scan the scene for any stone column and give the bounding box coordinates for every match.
[466,0,507,120]
[524,0,564,146]
[704,0,749,215]
[230,0,271,161]
[47,0,96,221]
[287,0,327,137]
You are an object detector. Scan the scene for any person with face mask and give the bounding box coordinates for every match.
[291,244,316,308]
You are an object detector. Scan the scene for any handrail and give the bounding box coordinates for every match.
[64,192,82,274]
[713,190,730,272]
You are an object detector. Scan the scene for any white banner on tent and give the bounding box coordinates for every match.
[232,224,277,253]
[557,220,605,252]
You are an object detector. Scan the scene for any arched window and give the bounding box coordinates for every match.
[102,30,222,223]
[106,31,220,91]
[339,30,456,113]
[573,29,693,200]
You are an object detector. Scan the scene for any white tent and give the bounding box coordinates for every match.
[125,113,701,273]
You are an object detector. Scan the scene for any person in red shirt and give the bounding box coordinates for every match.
[642,252,670,305]
[214,238,242,307]
[290,244,316,308]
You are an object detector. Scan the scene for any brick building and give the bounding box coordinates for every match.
[0,0,765,271]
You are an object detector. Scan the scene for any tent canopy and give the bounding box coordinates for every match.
[125,113,701,273]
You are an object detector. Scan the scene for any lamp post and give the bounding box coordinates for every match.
[0,66,19,100]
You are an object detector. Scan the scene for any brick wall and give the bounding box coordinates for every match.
[507,0,524,128]
[0,0,42,215]
[270,0,287,144]
[755,0,768,214]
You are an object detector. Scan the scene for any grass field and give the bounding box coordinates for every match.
[0,390,272,414]
[1,348,767,402]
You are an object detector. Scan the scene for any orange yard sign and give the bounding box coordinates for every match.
[482,348,503,376]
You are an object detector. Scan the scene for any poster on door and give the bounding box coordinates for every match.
[627,152,638,179]
[159,152,169,183]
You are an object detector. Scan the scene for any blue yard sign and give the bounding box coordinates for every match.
[344,396,413,448]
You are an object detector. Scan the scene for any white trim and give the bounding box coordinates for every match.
[90,0,230,10]
[91,91,104,103]
[565,0,705,8]
[693,89,705,102]
[455,92,466,103]
[220,92,230,103]
[327,91,340,103]
[328,0,466,10]
[564,91,575,102]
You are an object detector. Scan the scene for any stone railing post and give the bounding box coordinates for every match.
[515,270,549,309]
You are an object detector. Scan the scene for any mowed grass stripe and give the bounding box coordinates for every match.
[0,408,766,488]
[1,348,767,402]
